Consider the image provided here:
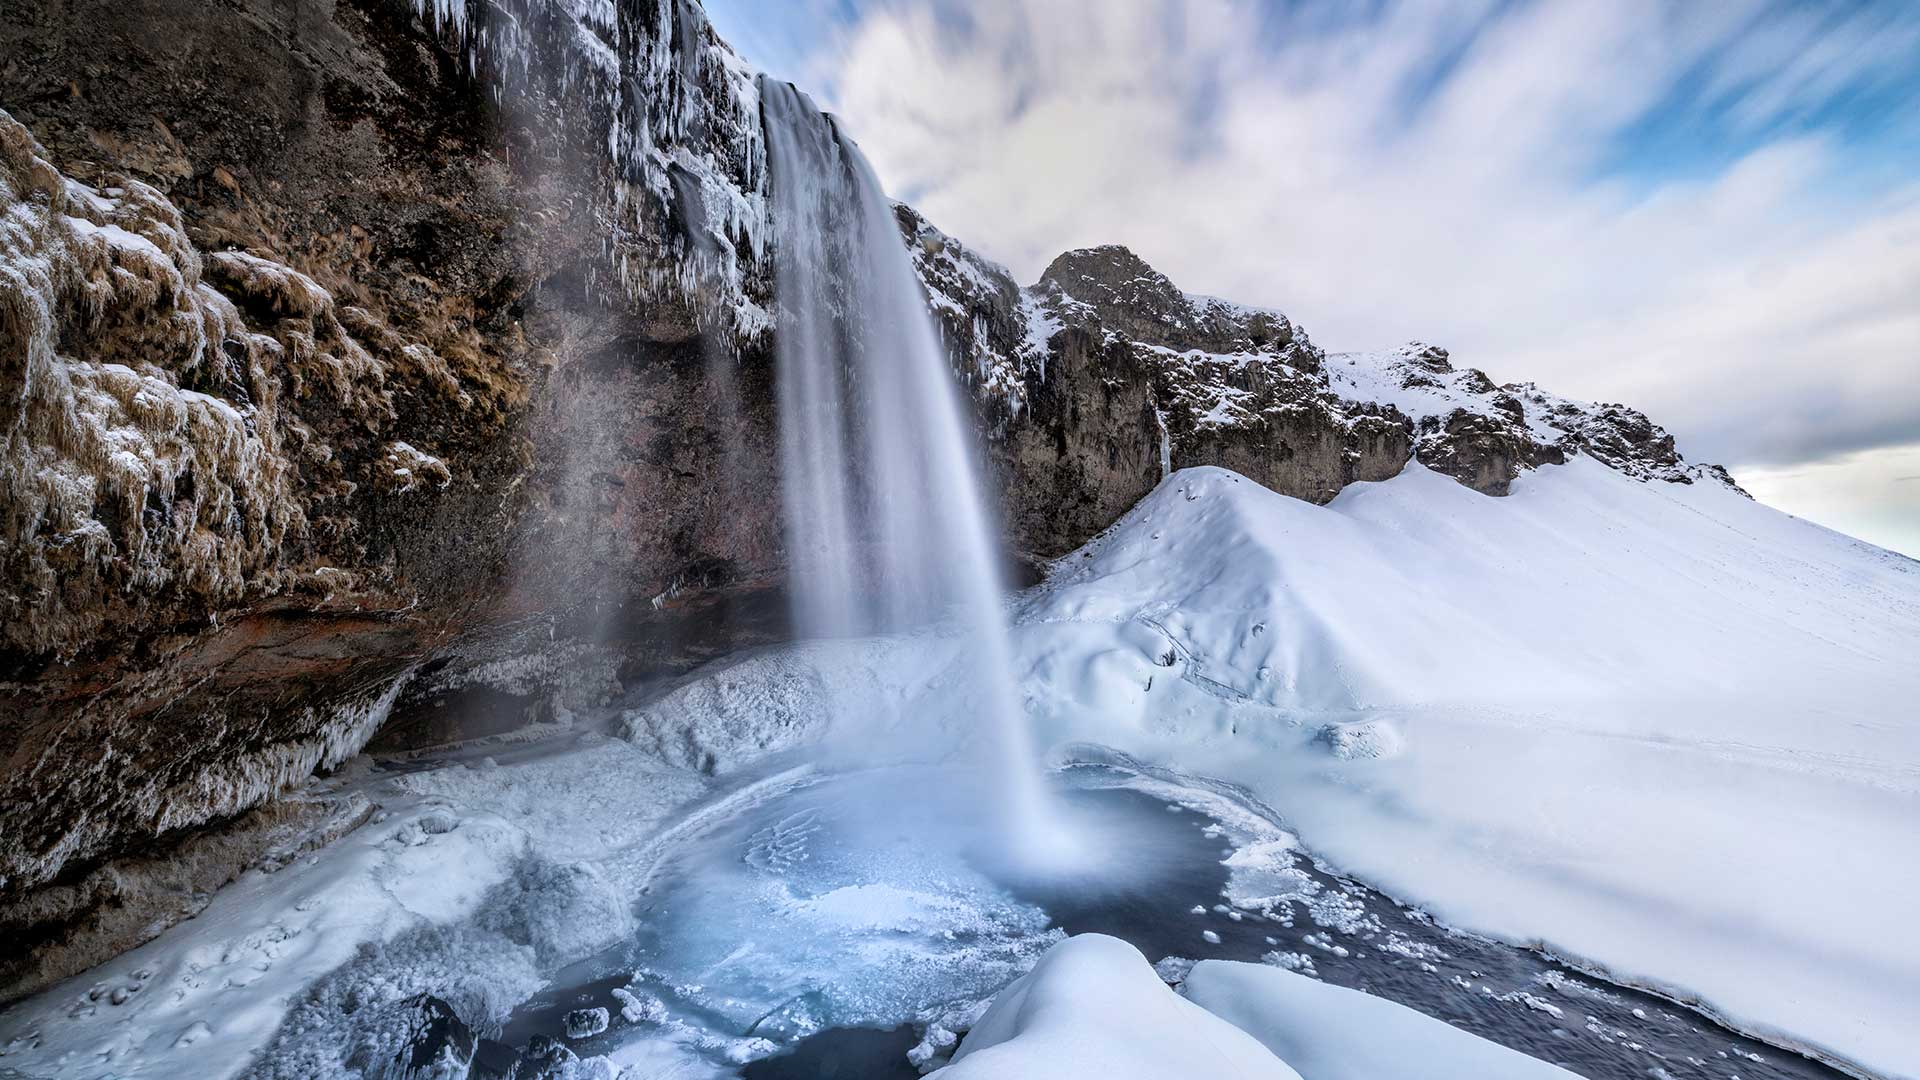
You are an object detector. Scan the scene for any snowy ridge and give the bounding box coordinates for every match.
[1327,342,1741,491]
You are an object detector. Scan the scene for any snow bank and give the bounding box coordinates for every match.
[940,935,1583,1080]
[1182,959,1579,1080]
[937,934,1300,1079]
[0,736,713,1080]
[1015,459,1920,1078]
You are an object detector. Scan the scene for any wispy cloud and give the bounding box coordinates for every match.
[733,0,1920,467]
[705,0,1920,548]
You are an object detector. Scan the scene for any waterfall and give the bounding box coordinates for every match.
[760,79,1051,849]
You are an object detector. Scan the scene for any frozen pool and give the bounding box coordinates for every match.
[485,757,1852,1080]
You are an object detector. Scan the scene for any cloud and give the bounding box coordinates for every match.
[787,0,1920,475]
[1737,442,1920,558]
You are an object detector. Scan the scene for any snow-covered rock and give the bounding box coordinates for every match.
[406,0,773,341]
[1325,342,1735,494]
[938,934,1301,1079]
[1182,959,1579,1080]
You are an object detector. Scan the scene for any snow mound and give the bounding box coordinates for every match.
[1314,718,1403,760]
[1017,459,1920,1078]
[941,934,1586,1080]
[1183,958,1579,1080]
[939,934,1301,1080]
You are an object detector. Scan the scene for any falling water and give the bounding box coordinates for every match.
[760,79,1052,852]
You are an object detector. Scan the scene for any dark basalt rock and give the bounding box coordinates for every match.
[377,994,478,1080]
[563,1007,610,1040]
[506,1035,578,1080]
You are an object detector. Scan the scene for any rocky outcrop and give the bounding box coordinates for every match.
[1323,343,1742,496]
[905,224,1415,554]
[902,217,1737,526]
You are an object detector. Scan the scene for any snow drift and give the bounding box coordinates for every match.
[939,933,1584,1080]
[1014,458,1920,1078]
[1181,955,1582,1080]
[937,934,1299,1079]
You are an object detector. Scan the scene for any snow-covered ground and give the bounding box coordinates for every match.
[1181,952,1583,1080]
[2,457,1914,1079]
[0,739,713,1080]
[1015,458,1920,1079]
[943,933,1581,1080]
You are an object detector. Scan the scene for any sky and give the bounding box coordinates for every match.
[706,0,1920,557]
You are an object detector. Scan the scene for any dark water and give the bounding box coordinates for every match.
[740,1025,920,1080]
[1015,786,1844,1080]
[506,769,1854,1080]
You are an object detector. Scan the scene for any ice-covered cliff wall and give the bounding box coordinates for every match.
[0,0,792,999]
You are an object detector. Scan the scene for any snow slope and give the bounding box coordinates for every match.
[1014,459,1920,1078]
[1182,957,1581,1080]
[940,935,1583,1080]
[937,934,1300,1080]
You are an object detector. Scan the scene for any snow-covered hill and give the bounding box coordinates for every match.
[1015,458,1920,1078]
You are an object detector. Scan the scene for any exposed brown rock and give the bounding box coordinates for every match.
[0,0,783,999]
[902,223,1415,554]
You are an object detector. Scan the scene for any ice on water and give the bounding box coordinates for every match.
[620,768,1063,1048]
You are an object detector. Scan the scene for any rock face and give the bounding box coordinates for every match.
[0,0,1742,1001]
[901,211,1411,556]
[901,214,1739,537]
[0,0,783,998]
